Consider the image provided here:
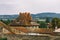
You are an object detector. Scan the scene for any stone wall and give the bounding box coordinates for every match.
[3,34,50,40]
[1,34,60,40]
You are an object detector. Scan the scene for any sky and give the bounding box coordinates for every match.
[0,0,60,15]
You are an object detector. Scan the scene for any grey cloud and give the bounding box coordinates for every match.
[0,0,60,15]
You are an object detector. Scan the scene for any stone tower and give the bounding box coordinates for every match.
[15,12,32,25]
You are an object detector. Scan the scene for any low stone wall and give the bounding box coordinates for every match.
[3,34,50,40]
[1,34,60,40]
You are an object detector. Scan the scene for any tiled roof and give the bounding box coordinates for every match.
[34,28,53,34]
[15,27,29,33]
[0,21,53,34]
[0,21,15,34]
[14,27,53,34]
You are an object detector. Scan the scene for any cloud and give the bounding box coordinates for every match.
[0,0,60,15]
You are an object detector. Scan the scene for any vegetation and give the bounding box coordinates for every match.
[51,18,60,29]
[0,38,7,40]
[0,19,11,25]
[37,17,60,29]
[37,17,51,28]
[37,21,47,28]
[46,17,50,23]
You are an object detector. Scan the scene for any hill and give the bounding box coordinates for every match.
[31,12,60,18]
[0,12,60,20]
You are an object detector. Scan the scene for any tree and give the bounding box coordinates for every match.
[51,18,59,29]
[46,17,50,23]
[40,22,47,28]
[0,19,11,25]
[57,19,60,28]
[37,21,47,28]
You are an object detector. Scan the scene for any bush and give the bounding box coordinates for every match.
[0,38,7,40]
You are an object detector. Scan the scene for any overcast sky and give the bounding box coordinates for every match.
[0,0,60,15]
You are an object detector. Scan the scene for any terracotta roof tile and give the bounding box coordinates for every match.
[34,28,53,34]
[15,27,53,34]
[15,27,29,33]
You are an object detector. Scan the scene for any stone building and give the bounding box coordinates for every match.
[10,12,39,26]
[2,12,40,34]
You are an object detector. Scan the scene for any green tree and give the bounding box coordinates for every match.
[51,18,59,29]
[0,19,11,25]
[46,17,50,23]
[37,21,47,28]
[57,19,60,28]
[40,22,47,28]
